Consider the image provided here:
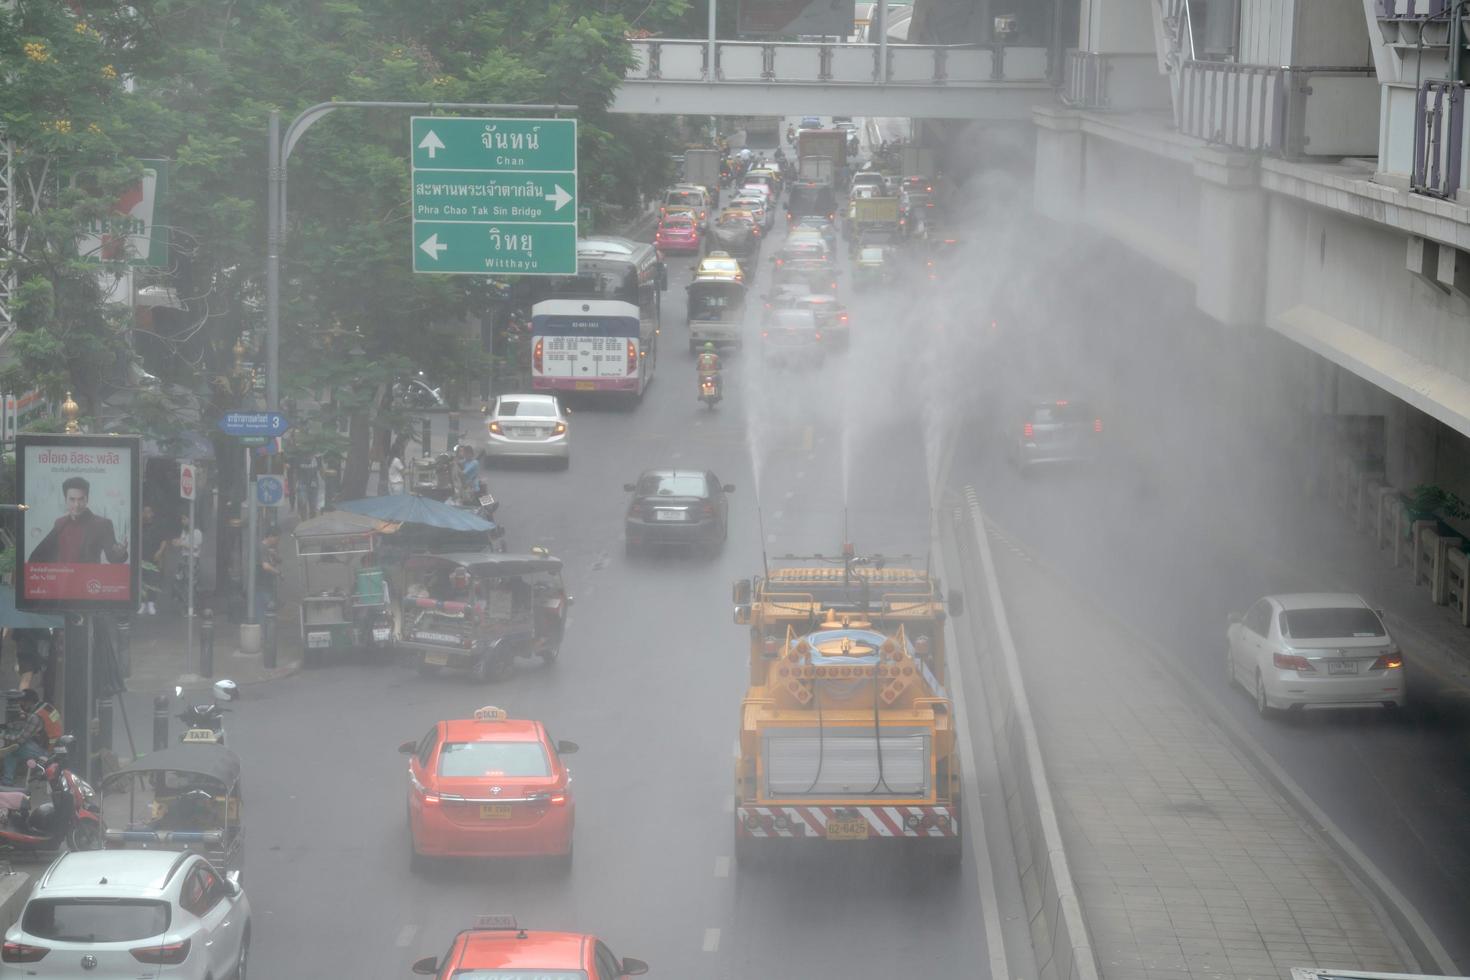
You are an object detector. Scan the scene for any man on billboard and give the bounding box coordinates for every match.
[29,477,129,565]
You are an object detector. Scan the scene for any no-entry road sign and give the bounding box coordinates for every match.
[180,463,196,501]
[411,116,577,276]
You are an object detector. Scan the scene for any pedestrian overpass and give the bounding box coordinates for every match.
[612,40,1056,120]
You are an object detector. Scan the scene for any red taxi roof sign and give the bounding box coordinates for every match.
[473,913,519,931]
[473,706,509,721]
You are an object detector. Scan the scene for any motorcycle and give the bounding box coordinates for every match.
[0,735,103,854]
[176,680,237,745]
[699,373,723,409]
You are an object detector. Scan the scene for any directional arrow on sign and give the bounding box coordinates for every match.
[545,185,572,211]
[417,129,445,159]
[419,233,447,260]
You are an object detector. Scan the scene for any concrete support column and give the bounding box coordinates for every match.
[1192,147,1266,328]
[1033,107,1083,222]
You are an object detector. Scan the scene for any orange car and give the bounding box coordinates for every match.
[401,706,578,870]
[412,915,648,979]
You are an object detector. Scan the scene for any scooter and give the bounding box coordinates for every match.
[176,679,237,745]
[0,736,103,854]
[699,373,723,409]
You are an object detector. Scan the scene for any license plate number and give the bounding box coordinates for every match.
[372,628,391,642]
[480,804,513,820]
[306,632,331,649]
[1328,660,1358,675]
[655,510,685,522]
[575,381,595,390]
[424,652,450,666]
[826,818,869,840]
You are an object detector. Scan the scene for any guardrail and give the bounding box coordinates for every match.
[1411,79,1465,199]
[626,38,1050,86]
[1064,50,1108,108]
[949,488,1099,980]
[1175,61,1378,157]
[1328,448,1470,627]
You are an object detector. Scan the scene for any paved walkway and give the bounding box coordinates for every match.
[987,529,1409,980]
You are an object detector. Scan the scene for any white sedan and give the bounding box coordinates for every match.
[1,850,249,979]
[1226,592,1405,716]
[478,393,570,468]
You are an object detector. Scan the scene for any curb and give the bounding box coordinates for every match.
[980,506,1460,976]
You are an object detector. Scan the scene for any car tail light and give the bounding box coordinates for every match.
[814,331,823,341]
[1093,418,1103,433]
[1273,652,1316,672]
[552,421,567,435]
[703,503,715,516]
[761,330,769,339]
[131,939,191,965]
[2,942,48,963]
[626,340,637,373]
[488,421,502,435]
[1055,399,1069,406]
[532,339,543,373]
[1371,650,1403,670]
[1022,422,1034,439]
[775,258,783,266]
[839,313,849,324]
[549,792,568,806]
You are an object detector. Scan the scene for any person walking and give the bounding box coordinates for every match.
[388,451,405,495]
[255,531,281,623]
[170,513,203,609]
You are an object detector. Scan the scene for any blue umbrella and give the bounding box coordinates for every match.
[0,585,64,629]
[333,494,497,533]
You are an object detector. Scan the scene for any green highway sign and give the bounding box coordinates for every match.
[411,116,577,276]
[413,171,575,224]
[414,222,577,275]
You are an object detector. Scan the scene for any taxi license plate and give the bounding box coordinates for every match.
[424,652,450,666]
[306,632,332,649]
[575,381,595,390]
[826,818,869,840]
[1328,660,1358,675]
[480,804,513,820]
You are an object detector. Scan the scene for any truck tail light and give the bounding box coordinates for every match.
[627,340,638,374]
[1022,422,1034,439]
[533,339,543,373]
[131,940,191,965]
[1273,652,1316,672]
[1094,418,1103,433]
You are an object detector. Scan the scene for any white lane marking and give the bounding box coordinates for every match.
[796,471,805,478]
[772,510,784,519]
[702,927,721,952]
[783,490,794,499]
[723,793,735,813]
[732,738,741,760]
[766,533,777,543]
[395,924,418,948]
[714,855,731,878]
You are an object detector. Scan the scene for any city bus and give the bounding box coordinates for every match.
[529,237,665,400]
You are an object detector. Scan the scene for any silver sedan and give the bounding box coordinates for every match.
[477,393,570,468]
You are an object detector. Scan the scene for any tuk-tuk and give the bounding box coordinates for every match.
[686,276,747,352]
[399,552,570,682]
[293,510,396,666]
[100,744,244,877]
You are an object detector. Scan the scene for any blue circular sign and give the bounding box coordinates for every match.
[256,475,285,506]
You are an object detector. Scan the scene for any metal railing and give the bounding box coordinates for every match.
[1375,0,1451,19]
[626,38,1050,86]
[1064,50,1109,108]
[1412,79,1465,198]
[1176,61,1377,157]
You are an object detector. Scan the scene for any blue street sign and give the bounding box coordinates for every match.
[255,475,285,508]
[218,412,290,438]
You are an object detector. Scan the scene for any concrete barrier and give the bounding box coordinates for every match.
[950,488,1099,980]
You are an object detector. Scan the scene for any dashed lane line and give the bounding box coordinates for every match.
[703,928,721,953]
[714,856,731,878]
[395,924,418,948]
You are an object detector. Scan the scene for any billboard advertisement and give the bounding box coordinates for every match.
[77,160,171,268]
[16,434,141,612]
[738,0,855,36]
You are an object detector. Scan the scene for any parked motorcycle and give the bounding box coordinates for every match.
[699,373,723,409]
[0,735,103,855]
[176,679,237,745]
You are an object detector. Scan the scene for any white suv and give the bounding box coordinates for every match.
[1,850,250,979]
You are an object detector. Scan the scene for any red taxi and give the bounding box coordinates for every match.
[654,213,702,254]
[401,706,578,871]
[413,915,648,979]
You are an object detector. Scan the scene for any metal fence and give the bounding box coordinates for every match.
[627,39,1050,86]
[1412,79,1465,198]
[1064,50,1108,108]
[1176,61,1377,158]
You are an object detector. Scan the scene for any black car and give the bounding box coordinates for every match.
[624,470,734,556]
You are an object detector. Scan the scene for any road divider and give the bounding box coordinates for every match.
[949,487,1099,980]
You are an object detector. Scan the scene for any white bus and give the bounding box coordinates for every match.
[529,237,665,401]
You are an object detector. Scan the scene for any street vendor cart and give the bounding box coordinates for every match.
[293,510,397,666]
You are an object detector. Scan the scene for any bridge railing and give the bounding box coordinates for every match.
[1176,60,1378,158]
[627,39,1050,86]
[1411,79,1466,199]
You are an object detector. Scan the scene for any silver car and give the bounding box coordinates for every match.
[479,394,570,468]
[1011,398,1103,471]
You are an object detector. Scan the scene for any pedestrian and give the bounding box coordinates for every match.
[138,504,167,615]
[12,628,51,693]
[388,451,405,495]
[295,454,320,519]
[255,531,281,622]
[3,689,59,784]
[321,451,343,507]
[170,513,203,609]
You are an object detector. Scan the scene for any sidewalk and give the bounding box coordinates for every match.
[984,523,1412,980]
